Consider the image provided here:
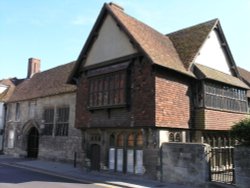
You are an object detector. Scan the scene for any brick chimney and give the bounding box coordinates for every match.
[27,58,40,78]
[109,2,124,11]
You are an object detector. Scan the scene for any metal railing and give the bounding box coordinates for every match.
[209,146,235,184]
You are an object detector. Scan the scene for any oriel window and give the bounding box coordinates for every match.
[88,71,127,109]
[204,82,248,113]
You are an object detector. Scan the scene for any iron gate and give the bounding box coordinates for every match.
[203,132,235,184]
[209,146,235,184]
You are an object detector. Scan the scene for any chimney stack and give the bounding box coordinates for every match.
[109,2,124,11]
[27,58,40,78]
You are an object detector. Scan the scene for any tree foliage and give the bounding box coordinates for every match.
[231,118,250,146]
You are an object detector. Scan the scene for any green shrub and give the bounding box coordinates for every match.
[231,118,250,146]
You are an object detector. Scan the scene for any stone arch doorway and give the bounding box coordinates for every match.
[27,127,39,158]
[90,144,101,171]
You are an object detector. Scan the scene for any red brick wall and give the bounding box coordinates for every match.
[75,74,91,129]
[195,108,248,130]
[155,69,192,128]
[130,57,155,127]
[194,109,205,129]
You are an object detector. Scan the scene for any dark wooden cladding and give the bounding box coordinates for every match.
[87,61,130,77]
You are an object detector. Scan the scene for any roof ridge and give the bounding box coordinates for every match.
[195,63,249,89]
[195,63,234,77]
[105,3,194,77]
[167,18,219,69]
[167,18,218,36]
[34,61,76,76]
[8,61,76,102]
[237,66,250,84]
[106,3,170,41]
[108,2,124,11]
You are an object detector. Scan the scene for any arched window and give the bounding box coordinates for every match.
[127,133,135,147]
[136,131,143,147]
[169,132,174,142]
[117,133,124,147]
[175,132,181,142]
[109,133,116,171]
[7,129,15,148]
[109,133,115,147]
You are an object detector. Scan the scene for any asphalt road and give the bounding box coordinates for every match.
[0,164,115,188]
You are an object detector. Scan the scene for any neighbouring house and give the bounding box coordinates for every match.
[4,58,83,163]
[69,2,249,179]
[238,66,250,111]
[167,20,249,146]
[0,78,23,153]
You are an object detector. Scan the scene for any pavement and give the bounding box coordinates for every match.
[0,155,195,188]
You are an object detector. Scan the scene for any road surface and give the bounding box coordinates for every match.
[0,163,118,188]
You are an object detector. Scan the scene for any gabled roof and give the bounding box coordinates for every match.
[238,66,250,97]
[167,19,218,69]
[107,4,194,77]
[194,63,249,89]
[71,2,195,81]
[70,2,244,90]
[167,19,239,77]
[0,78,23,102]
[238,67,250,86]
[8,62,76,103]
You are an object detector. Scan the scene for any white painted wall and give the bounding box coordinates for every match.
[0,85,8,94]
[159,130,186,146]
[194,30,232,75]
[85,14,137,67]
[159,130,169,146]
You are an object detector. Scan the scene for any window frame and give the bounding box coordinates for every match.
[88,70,128,110]
[200,81,248,113]
[55,106,70,136]
[43,106,70,137]
[43,107,54,136]
[108,131,144,174]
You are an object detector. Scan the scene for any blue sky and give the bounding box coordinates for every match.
[1,0,250,79]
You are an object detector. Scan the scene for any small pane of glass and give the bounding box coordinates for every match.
[169,132,174,142]
[175,133,181,142]
[136,132,143,147]
[127,133,134,147]
[109,134,115,147]
[117,133,124,147]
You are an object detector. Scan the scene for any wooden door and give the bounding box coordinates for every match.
[90,144,100,171]
[27,127,39,158]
